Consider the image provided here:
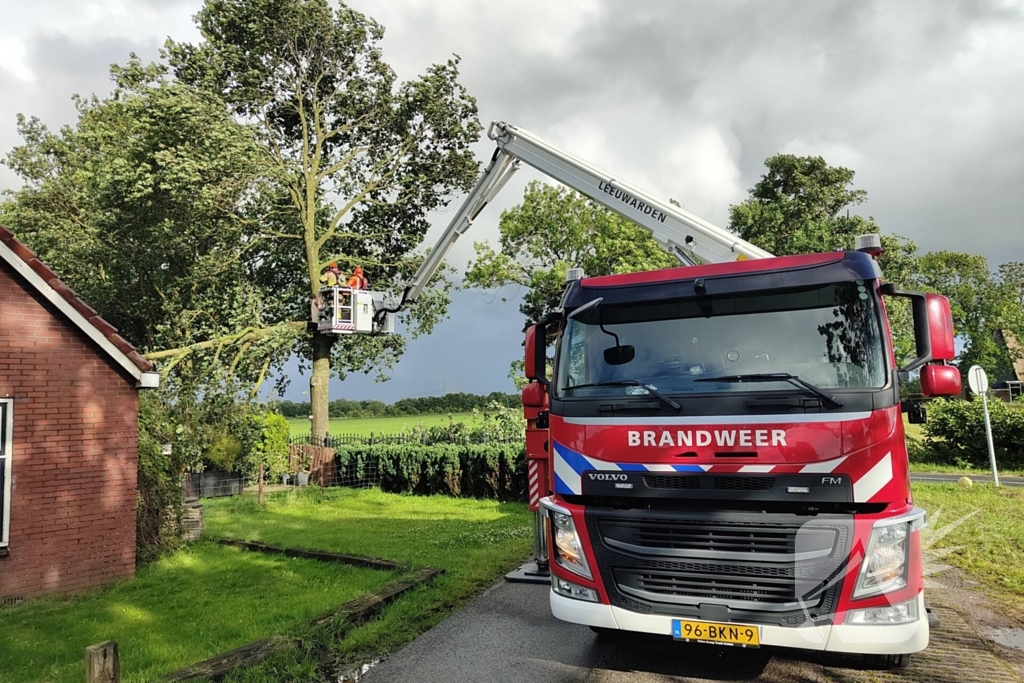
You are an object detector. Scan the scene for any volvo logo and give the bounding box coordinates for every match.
[588,473,629,482]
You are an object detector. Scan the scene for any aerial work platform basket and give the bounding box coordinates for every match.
[315,286,395,335]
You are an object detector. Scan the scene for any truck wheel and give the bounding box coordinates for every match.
[868,653,912,669]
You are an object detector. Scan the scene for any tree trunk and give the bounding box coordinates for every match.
[310,333,334,441]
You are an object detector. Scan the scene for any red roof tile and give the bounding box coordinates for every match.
[0,224,154,373]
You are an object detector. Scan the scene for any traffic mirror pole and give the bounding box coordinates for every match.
[980,390,1000,487]
[968,365,1000,487]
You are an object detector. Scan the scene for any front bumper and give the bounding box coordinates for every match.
[550,590,928,655]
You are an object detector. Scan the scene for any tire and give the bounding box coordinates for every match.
[589,626,618,637]
[868,653,912,669]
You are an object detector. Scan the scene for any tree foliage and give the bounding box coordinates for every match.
[465,180,679,323]
[0,59,294,392]
[729,155,878,255]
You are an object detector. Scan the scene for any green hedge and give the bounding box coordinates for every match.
[921,397,1024,469]
[334,443,526,500]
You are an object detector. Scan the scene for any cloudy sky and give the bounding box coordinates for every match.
[2,0,1023,402]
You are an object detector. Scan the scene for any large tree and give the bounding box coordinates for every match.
[160,0,481,435]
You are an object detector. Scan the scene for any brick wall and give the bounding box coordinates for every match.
[0,260,138,599]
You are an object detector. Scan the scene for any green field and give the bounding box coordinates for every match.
[0,543,396,683]
[288,413,474,438]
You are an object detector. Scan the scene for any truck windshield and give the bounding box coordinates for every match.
[556,281,887,398]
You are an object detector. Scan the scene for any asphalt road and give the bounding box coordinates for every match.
[910,472,1024,486]
[361,581,883,683]
[360,473,1018,682]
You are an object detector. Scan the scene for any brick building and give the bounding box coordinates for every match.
[0,226,158,601]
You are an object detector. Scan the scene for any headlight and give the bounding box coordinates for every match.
[550,510,592,580]
[552,575,599,602]
[853,522,910,599]
[845,597,919,625]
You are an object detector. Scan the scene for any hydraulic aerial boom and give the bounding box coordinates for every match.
[390,121,774,314]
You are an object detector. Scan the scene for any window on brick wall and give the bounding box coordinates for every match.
[0,399,10,548]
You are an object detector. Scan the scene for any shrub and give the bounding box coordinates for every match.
[378,444,463,496]
[334,442,527,500]
[923,397,1024,469]
[205,430,243,472]
[245,413,290,484]
[461,443,526,500]
[136,394,185,564]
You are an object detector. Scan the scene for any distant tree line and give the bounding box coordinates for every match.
[268,392,520,419]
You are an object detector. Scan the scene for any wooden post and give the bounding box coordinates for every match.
[258,462,264,506]
[85,641,120,683]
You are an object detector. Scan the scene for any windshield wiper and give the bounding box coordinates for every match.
[693,372,845,408]
[561,380,682,411]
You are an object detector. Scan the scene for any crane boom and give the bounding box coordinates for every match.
[381,120,774,323]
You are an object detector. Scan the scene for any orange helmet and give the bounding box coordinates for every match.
[329,262,338,269]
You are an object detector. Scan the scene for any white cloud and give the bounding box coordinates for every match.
[0,37,33,82]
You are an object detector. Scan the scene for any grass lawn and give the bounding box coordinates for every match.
[0,543,397,683]
[287,413,473,438]
[203,488,532,680]
[912,481,1024,612]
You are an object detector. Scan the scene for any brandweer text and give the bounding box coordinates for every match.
[628,429,788,448]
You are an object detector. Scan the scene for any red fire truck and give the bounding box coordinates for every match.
[351,122,962,668]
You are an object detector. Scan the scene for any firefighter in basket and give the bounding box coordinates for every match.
[347,265,369,290]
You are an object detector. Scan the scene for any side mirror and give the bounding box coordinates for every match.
[881,285,956,372]
[920,364,961,397]
[604,345,635,366]
[524,323,549,386]
[522,381,547,409]
[924,294,955,361]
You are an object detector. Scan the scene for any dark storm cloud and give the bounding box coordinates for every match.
[369,0,1024,265]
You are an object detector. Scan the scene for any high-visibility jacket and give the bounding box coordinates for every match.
[320,269,342,287]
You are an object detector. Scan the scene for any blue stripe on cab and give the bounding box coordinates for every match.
[554,442,592,476]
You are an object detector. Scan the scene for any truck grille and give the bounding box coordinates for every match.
[585,509,851,626]
[641,474,775,491]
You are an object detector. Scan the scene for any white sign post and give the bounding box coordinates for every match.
[967,365,999,487]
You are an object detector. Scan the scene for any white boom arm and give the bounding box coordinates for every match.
[394,120,773,310]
